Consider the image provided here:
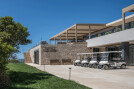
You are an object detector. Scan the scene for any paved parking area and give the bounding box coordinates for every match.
[27,63,134,89]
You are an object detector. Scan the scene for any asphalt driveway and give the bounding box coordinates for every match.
[27,63,134,89]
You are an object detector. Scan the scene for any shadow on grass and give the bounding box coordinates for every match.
[5,70,53,89]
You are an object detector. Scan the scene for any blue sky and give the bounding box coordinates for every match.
[0,0,134,59]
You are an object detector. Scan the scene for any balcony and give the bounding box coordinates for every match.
[86,28,134,47]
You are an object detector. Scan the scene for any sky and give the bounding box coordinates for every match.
[0,0,134,59]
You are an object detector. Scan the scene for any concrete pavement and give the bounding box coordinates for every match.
[27,63,134,89]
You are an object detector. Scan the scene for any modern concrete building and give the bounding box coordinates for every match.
[24,4,134,65]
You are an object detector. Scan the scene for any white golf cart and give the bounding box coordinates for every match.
[88,53,101,68]
[74,54,81,66]
[80,53,91,67]
[98,51,126,70]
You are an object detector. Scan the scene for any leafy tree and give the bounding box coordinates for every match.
[0,32,15,73]
[0,16,31,49]
[0,16,31,73]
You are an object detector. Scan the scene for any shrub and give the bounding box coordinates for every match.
[9,59,19,63]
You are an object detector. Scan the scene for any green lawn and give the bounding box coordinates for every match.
[6,63,91,89]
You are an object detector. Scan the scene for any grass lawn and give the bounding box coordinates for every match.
[6,63,91,89]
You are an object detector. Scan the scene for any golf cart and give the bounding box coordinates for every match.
[80,53,91,67]
[88,53,101,68]
[74,54,81,66]
[98,51,126,70]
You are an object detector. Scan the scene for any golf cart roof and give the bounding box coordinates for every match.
[77,53,93,55]
[94,51,122,54]
[77,51,122,55]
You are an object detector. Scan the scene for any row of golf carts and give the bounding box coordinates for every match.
[74,51,126,70]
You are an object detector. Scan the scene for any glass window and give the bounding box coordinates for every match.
[130,21,134,28]
[125,22,130,29]
[116,25,122,32]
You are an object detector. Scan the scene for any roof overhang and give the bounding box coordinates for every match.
[122,4,134,13]
[106,14,134,26]
[50,23,107,40]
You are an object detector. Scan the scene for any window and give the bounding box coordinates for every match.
[130,21,134,28]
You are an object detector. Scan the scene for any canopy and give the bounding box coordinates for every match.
[50,23,106,40]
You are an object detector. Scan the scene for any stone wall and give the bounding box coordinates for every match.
[25,45,42,64]
[41,42,91,65]
[24,52,32,63]
[25,42,91,65]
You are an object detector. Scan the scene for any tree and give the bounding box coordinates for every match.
[0,32,15,73]
[0,16,31,49]
[0,16,31,73]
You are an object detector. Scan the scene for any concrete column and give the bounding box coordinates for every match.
[121,42,129,65]
[66,30,68,43]
[75,24,77,42]
[89,25,91,39]
[122,12,125,30]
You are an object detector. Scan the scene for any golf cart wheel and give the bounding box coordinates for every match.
[103,65,109,70]
[98,65,102,69]
[81,64,83,67]
[89,64,92,68]
[93,64,97,68]
[84,64,86,67]
[120,64,126,69]
[86,64,88,67]
[74,63,76,66]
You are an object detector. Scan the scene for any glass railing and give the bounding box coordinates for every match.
[87,21,134,40]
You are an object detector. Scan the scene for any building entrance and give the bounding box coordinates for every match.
[34,50,39,64]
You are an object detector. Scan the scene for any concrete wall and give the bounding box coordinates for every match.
[29,45,42,64]
[86,28,134,47]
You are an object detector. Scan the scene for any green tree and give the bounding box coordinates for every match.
[0,16,31,49]
[0,32,15,72]
[0,16,31,73]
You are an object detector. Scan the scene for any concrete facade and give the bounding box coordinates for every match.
[29,45,42,64]
[86,28,134,47]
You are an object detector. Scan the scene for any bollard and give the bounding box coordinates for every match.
[44,64,45,71]
[69,67,72,80]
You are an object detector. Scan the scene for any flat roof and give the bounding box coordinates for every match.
[50,14,134,40]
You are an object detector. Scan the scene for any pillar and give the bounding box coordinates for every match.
[121,42,129,65]
[89,25,91,39]
[66,30,68,43]
[75,24,77,42]
[122,12,125,30]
